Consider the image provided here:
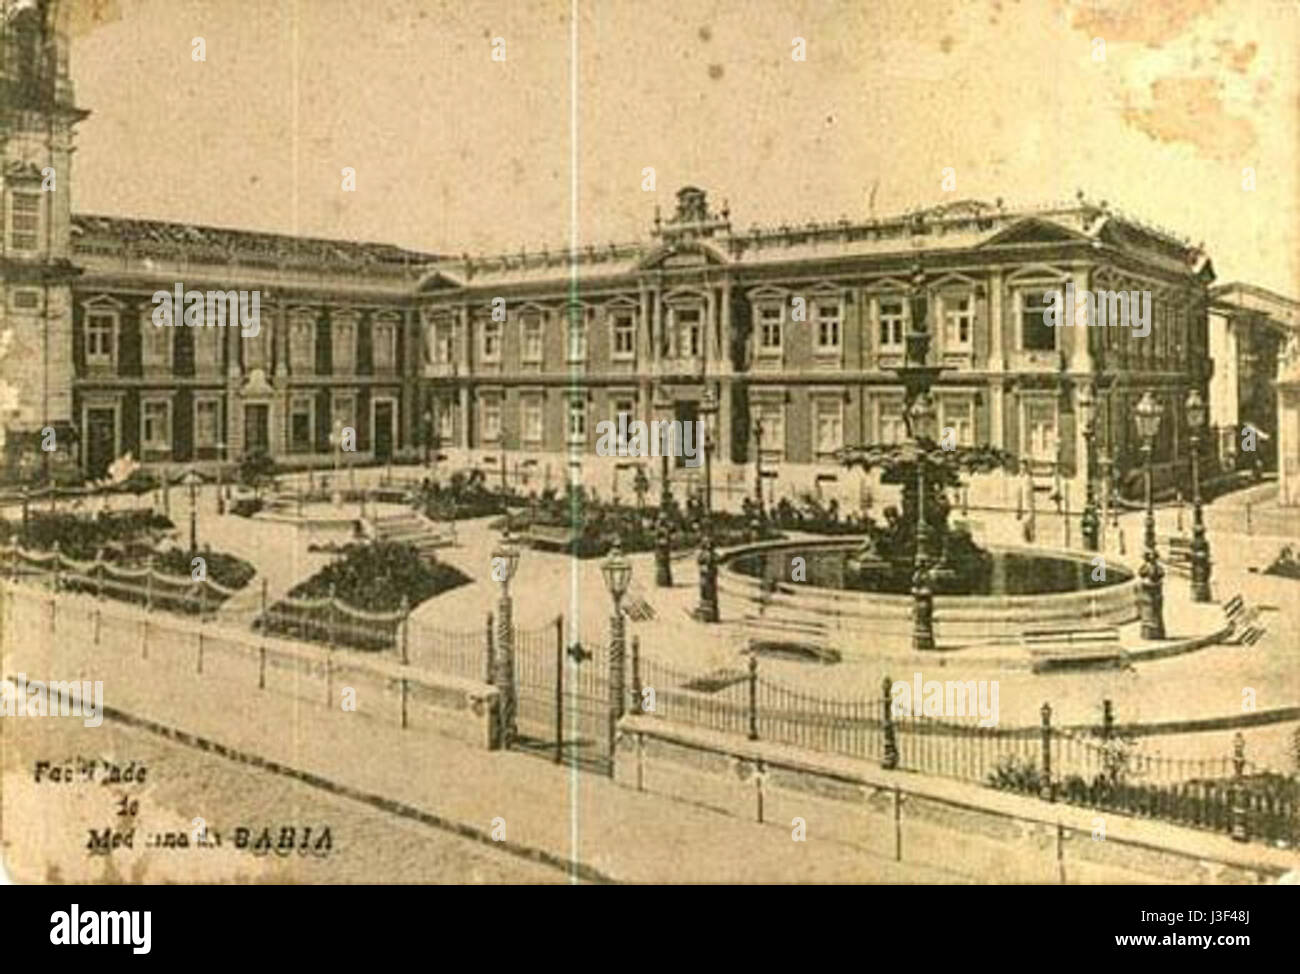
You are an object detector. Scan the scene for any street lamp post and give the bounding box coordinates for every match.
[1135,391,1166,639]
[216,441,226,515]
[330,419,342,505]
[1078,383,1099,551]
[187,474,198,555]
[1185,389,1212,602]
[601,537,632,773]
[653,384,673,587]
[699,385,718,515]
[693,527,720,623]
[752,418,765,516]
[491,528,521,746]
[909,392,937,651]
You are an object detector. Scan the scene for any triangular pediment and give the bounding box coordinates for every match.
[980,218,1088,247]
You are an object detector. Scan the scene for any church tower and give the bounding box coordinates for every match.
[0,0,88,479]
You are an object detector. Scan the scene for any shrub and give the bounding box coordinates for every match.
[987,754,1044,795]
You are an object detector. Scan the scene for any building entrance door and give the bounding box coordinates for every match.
[244,404,270,454]
[374,400,394,460]
[85,408,115,479]
[673,399,699,469]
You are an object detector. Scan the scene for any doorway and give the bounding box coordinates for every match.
[244,404,270,454]
[85,408,116,479]
[373,400,395,461]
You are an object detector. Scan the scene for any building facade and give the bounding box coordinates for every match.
[1208,282,1300,475]
[417,186,1215,502]
[3,6,1219,504]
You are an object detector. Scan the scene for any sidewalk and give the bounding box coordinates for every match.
[14,601,965,883]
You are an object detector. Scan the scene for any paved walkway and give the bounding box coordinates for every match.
[5,601,965,883]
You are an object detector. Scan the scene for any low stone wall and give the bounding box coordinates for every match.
[616,717,1298,884]
[1,581,499,751]
[720,539,1140,646]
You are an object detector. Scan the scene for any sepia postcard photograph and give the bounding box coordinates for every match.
[1,0,1298,932]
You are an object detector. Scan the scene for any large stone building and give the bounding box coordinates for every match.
[3,3,1220,506]
[1207,283,1300,475]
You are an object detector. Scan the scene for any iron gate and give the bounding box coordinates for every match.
[513,618,612,773]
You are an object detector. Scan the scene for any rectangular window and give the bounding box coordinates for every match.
[758,305,782,353]
[290,314,315,373]
[332,394,356,436]
[943,294,974,349]
[522,397,543,444]
[438,402,455,441]
[12,289,39,310]
[1024,399,1057,461]
[754,403,784,461]
[141,400,172,451]
[611,311,636,358]
[879,298,906,350]
[482,320,502,362]
[290,397,314,452]
[1020,290,1057,352]
[814,399,843,456]
[815,301,841,352]
[9,192,39,252]
[567,399,587,442]
[85,311,115,366]
[372,318,397,372]
[481,398,502,442]
[141,314,172,369]
[566,312,588,363]
[675,308,701,358]
[331,314,357,374]
[613,397,635,450]
[194,399,220,448]
[879,398,908,444]
[521,313,543,363]
[940,398,974,446]
[428,317,457,364]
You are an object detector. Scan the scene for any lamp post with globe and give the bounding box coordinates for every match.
[491,528,522,745]
[908,392,938,651]
[1135,391,1166,639]
[601,537,632,770]
[1185,389,1212,603]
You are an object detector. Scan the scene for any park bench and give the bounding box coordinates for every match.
[1022,625,1124,673]
[1222,594,1265,646]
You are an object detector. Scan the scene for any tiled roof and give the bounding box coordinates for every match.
[70,213,441,269]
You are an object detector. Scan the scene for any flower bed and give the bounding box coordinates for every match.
[255,541,472,651]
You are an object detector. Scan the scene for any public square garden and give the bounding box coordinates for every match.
[3,426,1299,849]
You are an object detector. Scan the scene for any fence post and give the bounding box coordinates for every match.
[49,541,60,634]
[1102,698,1114,743]
[554,614,564,765]
[485,611,495,685]
[258,645,266,690]
[630,634,641,716]
[1040,703,1054,802]
[145,554,154,611]
[747,653,759,741]
[881,675,899,770]
[1230,731,1249,842]
[325,657,332,707]
[1245,502,1252,535]
[400,595,410,665]
[94,548,104,645]
[260,577,268,624]
[400,677,408,729]
[327,584,336,652]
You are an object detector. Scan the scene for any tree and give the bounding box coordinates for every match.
[238,450,278,500]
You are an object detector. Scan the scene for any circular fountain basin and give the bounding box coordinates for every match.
[721,538,1139,647]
